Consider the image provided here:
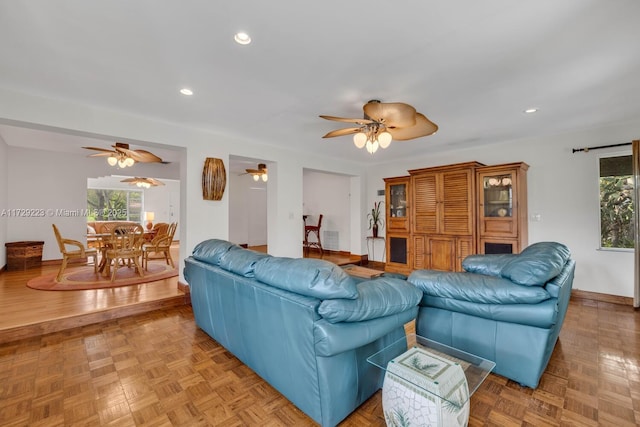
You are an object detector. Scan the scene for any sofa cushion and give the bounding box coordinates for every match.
[500,242,571,286]
[192,239,241,265]
[318,277,422,323]
[462,254,515,276]
[218,248,270,278]
[408,270,551,304]
[253,257,358,300]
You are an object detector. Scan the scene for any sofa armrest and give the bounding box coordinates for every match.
[313,308,418,357]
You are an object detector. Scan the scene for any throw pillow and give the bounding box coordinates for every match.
[318,277,422,323]
[253,257,358,300]
[87,225,96,235]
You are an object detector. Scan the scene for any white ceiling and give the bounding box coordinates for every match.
[1,0,639,168]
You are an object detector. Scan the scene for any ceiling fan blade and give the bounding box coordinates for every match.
[133,150,163,162]
[118,148,162,163]
[387,113,438,141]
[147,178,165,186]
[319,115,373,125]
[363,102,417,128]
[83,146,115,153]
[322,127,362,138]
[87,152,115,157]
[245,168,261,174]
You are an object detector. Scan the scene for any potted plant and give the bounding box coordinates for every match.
[368,201,384,237]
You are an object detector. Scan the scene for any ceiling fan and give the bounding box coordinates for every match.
[242,163,268,182]
[120,177,165,189]
[83,142,163,168]
[320,100,438,154]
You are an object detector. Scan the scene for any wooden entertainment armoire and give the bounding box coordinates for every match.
[383,161,528,275]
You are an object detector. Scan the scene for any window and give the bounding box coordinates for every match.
[599,154,634,249]
[87,189,143,222]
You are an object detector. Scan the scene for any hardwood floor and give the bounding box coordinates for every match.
[1,248,639,425]
[0,245,187,344]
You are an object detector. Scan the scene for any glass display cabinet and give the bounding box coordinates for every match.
[385,176,409,232]
[384,176,410,273]
[477,163,529,254]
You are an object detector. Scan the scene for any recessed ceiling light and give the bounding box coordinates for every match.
[180,88,193,96]
[523,108,539,114]
[234,32,251,45]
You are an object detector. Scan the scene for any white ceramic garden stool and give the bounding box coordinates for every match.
[381,346,470,427]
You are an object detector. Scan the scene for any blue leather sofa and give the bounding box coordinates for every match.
[184,239,422,426]
[408,242,575,388]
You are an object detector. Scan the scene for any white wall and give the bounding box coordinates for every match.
[367,119,640,298]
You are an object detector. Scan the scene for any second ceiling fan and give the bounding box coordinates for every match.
[243,163,268,182]
[320,100,438,154]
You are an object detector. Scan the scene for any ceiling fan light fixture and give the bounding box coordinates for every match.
[366,139,379,154]
[125,157,135,167]
[378,131,392,148]
[253,174,260,181]
[234,32,251,45]
[353,132,367,148]
[261,174,268,182]
[107,156,118,166]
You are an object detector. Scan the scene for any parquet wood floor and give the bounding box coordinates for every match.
[2,247,639,425]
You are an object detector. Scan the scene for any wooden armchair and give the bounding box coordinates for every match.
[103,223,145,282]
[52,224,99,281]
[142,222,177,270]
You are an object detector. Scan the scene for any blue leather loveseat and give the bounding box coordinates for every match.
[184,239,422,426]
[408,242,575,388]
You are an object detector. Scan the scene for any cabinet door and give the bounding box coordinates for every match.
[385,179,409,232]
[478,170,518,238]
[412,173,438,234]
[426,236,456,272]
[441,169,475,235]
[386,233,411,274]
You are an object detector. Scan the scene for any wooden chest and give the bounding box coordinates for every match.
[5,241,44,271]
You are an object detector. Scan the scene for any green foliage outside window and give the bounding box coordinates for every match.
[87,189,143,222]
[599,155,634,249]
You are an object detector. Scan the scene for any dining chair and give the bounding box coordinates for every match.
[142,222,177,270]
[104,223,145,282]
[304,214,323,257]
[52,224,99,281]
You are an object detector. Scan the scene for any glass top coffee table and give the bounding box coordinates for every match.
[367,334,495,426]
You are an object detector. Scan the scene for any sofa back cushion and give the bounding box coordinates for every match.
[500,242,571,286]
[253,257,358,300]
[192,239,241,265]
[462,254,515,276]
[218,248,270,278]
[318,277,422,323]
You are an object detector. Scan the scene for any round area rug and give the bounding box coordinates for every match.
[27,262,178,291]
